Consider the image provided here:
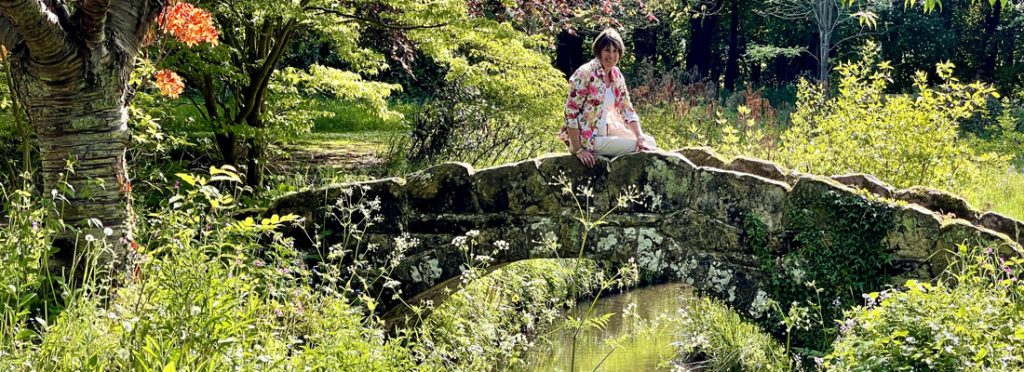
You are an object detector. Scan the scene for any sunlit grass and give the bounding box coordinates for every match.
[311,97,416,133]
[962,164,1024,221]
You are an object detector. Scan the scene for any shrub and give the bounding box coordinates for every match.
[780,42,1001,190]
[825,244,1024,370]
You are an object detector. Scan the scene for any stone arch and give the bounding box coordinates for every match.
[266,150,1024,325]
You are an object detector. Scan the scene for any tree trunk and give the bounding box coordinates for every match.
[216,132,238,164]
[686,2,720,81]
[980,0,1001,81]
[724,0,741,92]
[10,51,133,249]
[819,32,830,92]
[555,30,586,79]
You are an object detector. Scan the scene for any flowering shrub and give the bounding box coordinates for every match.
[158,2,219,47]
[153,70,184,98]
[825,244,1024,370]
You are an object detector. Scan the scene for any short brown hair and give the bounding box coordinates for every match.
[592,28,625,58]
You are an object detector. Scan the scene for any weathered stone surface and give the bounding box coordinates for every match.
[884,203,942,261]
[832,173,895,199]
[728,156,788,183]
[537,154,613,212]
[977,211,1024,246]
[472,159,559,214]
[932,220,1017,277]
[265,153,1024,326]
[407,162,479,214]
[661,210,745,254]
[690,167,790,231]
[895,186,980,221]
[675,146,728,169]
[607,152,696,213]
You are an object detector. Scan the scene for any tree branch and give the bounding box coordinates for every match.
[79,0,112,50]
[235,20,296,124]
[42,0,71,30]
[108,0,165,58]
[304,6,448,30]
[0,16,22,51]
[0,0,75,64]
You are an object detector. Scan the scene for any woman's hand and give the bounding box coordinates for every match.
[635,136,652,152]
[575,148,596,168]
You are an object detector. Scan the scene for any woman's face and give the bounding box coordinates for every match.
[599,45,620,70]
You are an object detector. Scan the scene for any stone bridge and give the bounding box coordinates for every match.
[265,148,1024,324]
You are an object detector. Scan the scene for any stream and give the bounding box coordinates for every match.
[526,283,693,371]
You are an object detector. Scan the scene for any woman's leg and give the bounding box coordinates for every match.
[593,136,640,157]
[642,134,658,149]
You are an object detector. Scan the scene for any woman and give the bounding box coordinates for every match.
[560,28,657,168]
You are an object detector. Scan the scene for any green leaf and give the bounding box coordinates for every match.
[176,173,197,187]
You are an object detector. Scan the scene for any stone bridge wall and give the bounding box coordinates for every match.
[266,148,1024,321]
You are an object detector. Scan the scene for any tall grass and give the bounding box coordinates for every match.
[963,165,1024,221]
[673,297,793,371]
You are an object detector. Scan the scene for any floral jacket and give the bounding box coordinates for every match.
[560,58,640,151]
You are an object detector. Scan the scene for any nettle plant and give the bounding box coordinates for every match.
[781,42,1003,191]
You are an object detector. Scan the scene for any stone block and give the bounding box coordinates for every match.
[895,186,980,221]
[831,173,896,199]
[675,146,728,169]
[607,151,696,213]
[976,211,1024,246]
[727,156,789,183]
[884,203,942,261]
[406,162,479,214]
[472,159,559,214]
[537,154,613,212]
[690,167,790,231]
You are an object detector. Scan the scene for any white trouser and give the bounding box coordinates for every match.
[592,134,658,157]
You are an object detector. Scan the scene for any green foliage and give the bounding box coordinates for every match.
[400,19,567,168]
[0,181,59,353]
[413,259,600,370]
[749,184,897,356]
[0,167,416,370]
[963,165,1024,221]
[914,0,1010,13]
[675,297,794,371]
[780,43,1002,190]
[825,244,1024,370]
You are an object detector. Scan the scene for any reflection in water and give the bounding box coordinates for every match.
[527,283,692,371]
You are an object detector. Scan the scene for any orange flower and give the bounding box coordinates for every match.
[159,2,219,47]
[154,69,185,98]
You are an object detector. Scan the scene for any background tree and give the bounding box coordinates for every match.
[759,0,878,91]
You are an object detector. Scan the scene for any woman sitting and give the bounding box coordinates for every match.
[560,27,657,168]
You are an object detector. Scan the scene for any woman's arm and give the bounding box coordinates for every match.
[564,68,596,166]
[567,127,595,167]
[615,68,649,149]
[564,70,590,151]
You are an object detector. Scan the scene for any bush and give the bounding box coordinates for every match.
[403,77,563,169]
[780,42,1002,190]
[825,244,1024,370]
[413,259,600,371]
